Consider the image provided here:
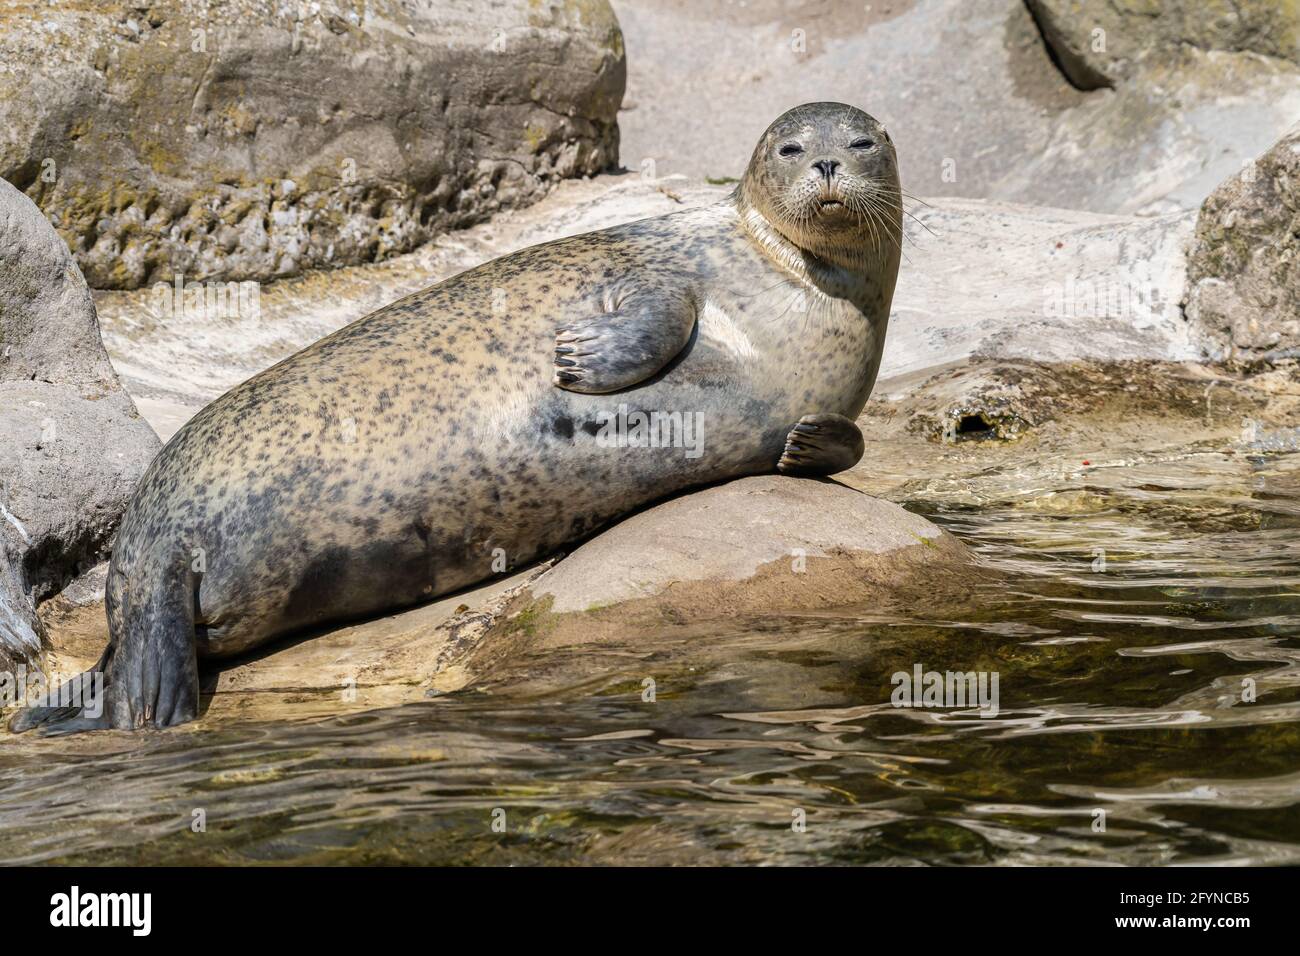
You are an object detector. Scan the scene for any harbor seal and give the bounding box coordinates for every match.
[11,101,901,732]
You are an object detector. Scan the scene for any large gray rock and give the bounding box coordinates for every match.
[0,176,159,674]
[1026,0,1300,90]
[1184,122,1300,363]
[0,0,625,289]
[611,0,1300,215]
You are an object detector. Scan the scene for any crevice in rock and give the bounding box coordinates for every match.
[956,413,996,440]
[5,160,40,195]
[1022,0,1114,92]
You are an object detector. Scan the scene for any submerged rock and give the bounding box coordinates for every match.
[0,177,159,675]
[0,0,625,289]
[1184,122,1300,364]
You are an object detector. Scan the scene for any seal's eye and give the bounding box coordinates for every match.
[850,137,876,149]
[778,143,804,157]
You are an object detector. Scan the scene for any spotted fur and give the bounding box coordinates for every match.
[11,102,901,732]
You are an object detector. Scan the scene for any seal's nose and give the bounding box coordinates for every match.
[812,159,840,180]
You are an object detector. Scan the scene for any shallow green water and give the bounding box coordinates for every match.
[1,450,1297,865]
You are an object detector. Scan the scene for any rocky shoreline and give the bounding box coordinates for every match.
[1,0,1296,732]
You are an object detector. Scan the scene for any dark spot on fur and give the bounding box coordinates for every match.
[412,517,432,544]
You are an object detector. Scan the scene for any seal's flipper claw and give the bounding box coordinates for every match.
[778,413,865,476]
[551,286,696,394]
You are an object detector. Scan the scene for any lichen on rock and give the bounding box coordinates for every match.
[1184,122,1300,363]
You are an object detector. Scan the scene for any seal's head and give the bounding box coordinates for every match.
[738,102,901,267]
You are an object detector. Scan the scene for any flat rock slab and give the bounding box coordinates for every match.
[534,475,961,613]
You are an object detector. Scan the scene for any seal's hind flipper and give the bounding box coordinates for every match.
[552,284,696,393]
[7,660,108,734]
[778,413,865,476]
[8,555,202,734]
[7,704,78,733]
[33,711,112,735]
[104,556,200,730]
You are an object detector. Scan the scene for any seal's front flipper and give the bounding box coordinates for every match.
[553,285,696,393]
[778,413,865,476]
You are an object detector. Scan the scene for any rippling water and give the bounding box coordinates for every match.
[1,450,1297,865]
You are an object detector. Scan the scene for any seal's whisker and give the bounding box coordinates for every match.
[849,194,883,252]
[860,187,932,244]
[852,191,905,253]
[868,187,941,238]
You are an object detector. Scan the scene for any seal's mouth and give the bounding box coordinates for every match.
[818,198,844,209]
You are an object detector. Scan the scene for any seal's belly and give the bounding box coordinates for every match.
[194,378,767,656]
